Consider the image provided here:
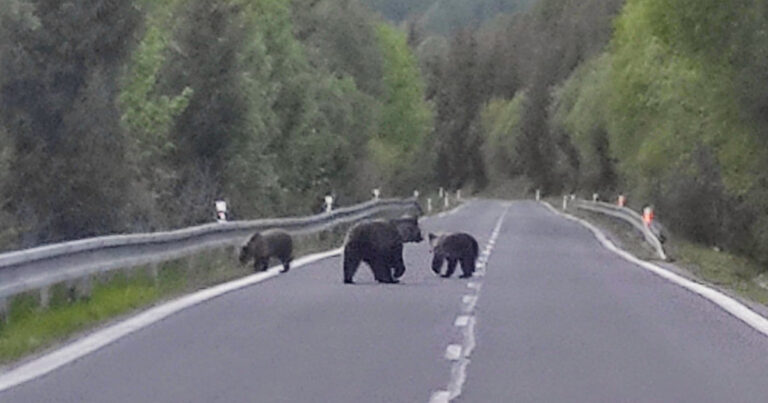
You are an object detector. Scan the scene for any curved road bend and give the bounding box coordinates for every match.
[2,200,768,402]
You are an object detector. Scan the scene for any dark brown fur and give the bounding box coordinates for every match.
[429,232,478,279]
[342,217,423,284]
[239,229,293,273]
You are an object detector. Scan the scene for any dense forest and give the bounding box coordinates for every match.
[1,0,768,271]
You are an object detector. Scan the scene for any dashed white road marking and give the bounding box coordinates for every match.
[445,345,463,360]
[429,391,451,403]
[431,204,510,402]
[454,316,471,327]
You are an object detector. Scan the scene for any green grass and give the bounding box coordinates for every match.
[0,273,161,364]
[0,208,412,366]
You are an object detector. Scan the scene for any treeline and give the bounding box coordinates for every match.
[411,0,768,266]
[0,0,432,249]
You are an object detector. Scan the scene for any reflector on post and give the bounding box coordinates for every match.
[215,200,227,223]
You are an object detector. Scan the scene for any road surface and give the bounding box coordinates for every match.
[3,199,768,402]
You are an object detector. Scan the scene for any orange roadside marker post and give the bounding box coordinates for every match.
[643,206,654,227]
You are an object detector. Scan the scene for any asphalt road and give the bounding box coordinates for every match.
[3,199,768,402]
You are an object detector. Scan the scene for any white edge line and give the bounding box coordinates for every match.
[540,201,768,337]
[0,247,344,392]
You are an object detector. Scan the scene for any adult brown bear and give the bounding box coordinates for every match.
[239,229,293,273]
[342,217,423,284]
[429,232,478,278]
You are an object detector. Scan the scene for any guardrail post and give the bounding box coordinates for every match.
[77,275,93,301]
[427,198,433,213]
[40,286,51,309]
[149,262,160,285]
[0,297,7,324]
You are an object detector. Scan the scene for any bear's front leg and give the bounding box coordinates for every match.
[392,247,407,279]
[372,258,398,284]
[431,253,444,276]
[442,258,458,278]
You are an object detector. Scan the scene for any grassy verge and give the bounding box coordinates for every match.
[553,198,768,310]
[0,206,421,367]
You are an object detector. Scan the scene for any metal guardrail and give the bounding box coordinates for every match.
[0,198,421,305]
[573,199,668,261]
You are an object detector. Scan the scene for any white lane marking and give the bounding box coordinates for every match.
[429,391,451,403]
[0,248,344,392]
[445,345,463,360]
[432,205,510,402]
[462,317,477,358]
[541,201,768,338]
[454,316,471,327]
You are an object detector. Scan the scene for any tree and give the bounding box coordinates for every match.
[0,0,141,244]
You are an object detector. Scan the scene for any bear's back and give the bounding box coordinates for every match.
[346,220,400,250]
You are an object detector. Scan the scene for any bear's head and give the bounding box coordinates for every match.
[392,216,423,243]
[239,233,263,264]
[428,232,445,253]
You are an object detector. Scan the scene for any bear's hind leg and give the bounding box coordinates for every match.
[443,258,458,278]
[459,256,474,278]
[281,257,292,273]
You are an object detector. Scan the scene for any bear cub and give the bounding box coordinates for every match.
[343,217,423,284]
[429,232,479,278]
[239,229,293,273]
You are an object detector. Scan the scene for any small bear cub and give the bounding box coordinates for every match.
[239,229,293,273]
[428,232,479,278]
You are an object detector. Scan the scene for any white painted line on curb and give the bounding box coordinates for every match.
[541,201,768,338]
[0,247,344,393]
[445,345,463,360]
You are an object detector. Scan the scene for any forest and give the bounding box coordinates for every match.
[1,0,768,270]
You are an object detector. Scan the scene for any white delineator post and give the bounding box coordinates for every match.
[562,195,568,210]
[535,189,541,201]
[372,188,380,200]
[444,193,450,208]
[215,200,228,223]
[438,187,444,198]
[427,198,433,213]
[618,194,627,207]
[593,193,599,202]
[456,190,462,200]
[324,195,333,213]
[414,190,420,199]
